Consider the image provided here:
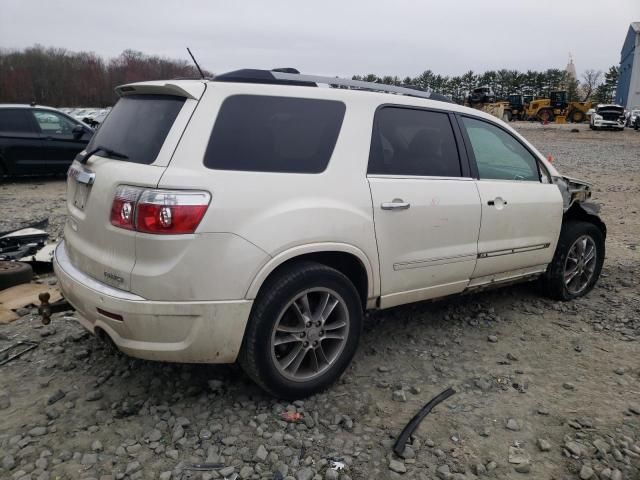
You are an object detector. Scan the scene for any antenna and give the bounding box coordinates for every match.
[187,47,205,79]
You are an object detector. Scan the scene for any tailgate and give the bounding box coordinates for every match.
[64,82,205,291]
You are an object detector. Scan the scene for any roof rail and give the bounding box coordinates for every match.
[212,69,452,103]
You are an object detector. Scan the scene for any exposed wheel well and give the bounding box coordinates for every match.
[257,252,369,310]
[564,203,606,238]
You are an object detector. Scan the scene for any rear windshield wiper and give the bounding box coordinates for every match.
[79,145,128,164]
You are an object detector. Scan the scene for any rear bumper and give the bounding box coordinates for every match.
[53,241,252,363]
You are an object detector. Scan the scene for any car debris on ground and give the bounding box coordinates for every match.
[0,339,38,365]
[0,219,55,264]
[393,386,456,457]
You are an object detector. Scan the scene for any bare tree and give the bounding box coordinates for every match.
[581,69,602,102]
[0,45,211,106]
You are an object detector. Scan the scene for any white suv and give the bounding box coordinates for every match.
[54,69,606,398]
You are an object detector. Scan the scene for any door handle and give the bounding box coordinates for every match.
[381,199,411,210]
[487,197,507,207]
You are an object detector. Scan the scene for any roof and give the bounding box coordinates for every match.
[0,104,60,111]
[632,21,640,32]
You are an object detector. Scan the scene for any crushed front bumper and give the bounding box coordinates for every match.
[53,241,252,363]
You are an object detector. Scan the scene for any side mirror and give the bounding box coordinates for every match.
[72,125,84,138]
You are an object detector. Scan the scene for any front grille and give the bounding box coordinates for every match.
[601,112,622,122]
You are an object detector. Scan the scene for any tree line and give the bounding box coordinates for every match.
[353,66,619,105]
[0,45,620,107]
[0,45,210,107]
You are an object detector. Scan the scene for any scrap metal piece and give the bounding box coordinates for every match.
[0,223,50,261]
[392,387,456,457]
[0,219,49,237]
[0,340,39,365]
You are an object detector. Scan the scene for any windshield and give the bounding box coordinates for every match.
[87,94,185,164]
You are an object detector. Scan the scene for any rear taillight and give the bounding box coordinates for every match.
[136,190,210,234]
[110,186,210,235]
[110,186,141,230]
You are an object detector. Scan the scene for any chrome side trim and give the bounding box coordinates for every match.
[367,175,474,181]
[478,243,550,259]
[394,253,476,271]
[467,264,548,289]
[54,241,144,301]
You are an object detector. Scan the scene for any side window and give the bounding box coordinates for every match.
[33,111,77,135]
[461,117,539,182]
[204,95,346,173]
[0,109,35,134]
[368,107,461,177]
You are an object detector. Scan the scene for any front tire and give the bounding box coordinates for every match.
[542,221,605,301]
[239,262,363,399]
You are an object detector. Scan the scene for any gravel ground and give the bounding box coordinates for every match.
[1,123,639,480]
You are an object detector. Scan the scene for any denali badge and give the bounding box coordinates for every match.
[103,271,124,284]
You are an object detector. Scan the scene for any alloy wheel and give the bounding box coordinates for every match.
[564,235,597,295]
[270,288,350,382]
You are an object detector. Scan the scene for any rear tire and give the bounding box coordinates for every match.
[538,109,554,123]
[541,221,604,301]
[0,261,33,290]
[239,261,363,399]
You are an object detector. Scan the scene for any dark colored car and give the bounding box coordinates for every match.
[0,105,94,177]
[467,86,496,105]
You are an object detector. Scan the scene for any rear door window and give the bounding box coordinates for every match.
[204,95,346,173]
[87,94,185,164]
[0,109,36,134]
[368,107,462,177]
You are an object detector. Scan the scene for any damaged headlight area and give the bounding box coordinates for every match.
[552,176,592,211]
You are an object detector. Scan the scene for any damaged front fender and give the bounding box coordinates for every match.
[553,176,606,237]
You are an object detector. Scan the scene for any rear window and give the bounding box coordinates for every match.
[87,94,185,164]
[203,95,346,173]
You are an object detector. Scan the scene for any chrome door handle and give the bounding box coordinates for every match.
[381,199,411,210]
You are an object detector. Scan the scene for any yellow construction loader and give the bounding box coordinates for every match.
[523,91,592,123]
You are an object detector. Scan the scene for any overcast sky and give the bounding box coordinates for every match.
[1,0,638,79]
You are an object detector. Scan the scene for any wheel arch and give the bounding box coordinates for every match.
[564,202,606,238]
[246,243,378,310]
